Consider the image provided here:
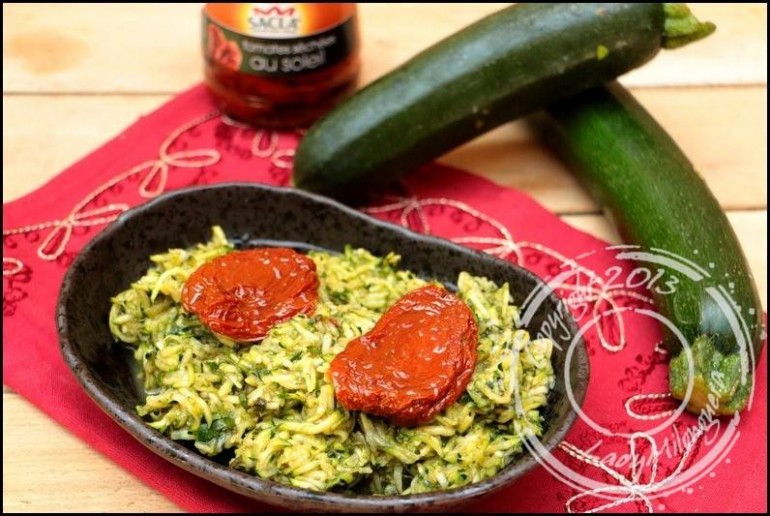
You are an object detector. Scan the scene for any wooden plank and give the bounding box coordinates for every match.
[2,393,181,513]
[3,4,766,94]
[4,87,766,214]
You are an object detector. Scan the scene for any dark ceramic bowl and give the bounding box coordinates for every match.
[57,183,588,513]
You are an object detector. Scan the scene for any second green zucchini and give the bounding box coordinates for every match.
[533,83,763,415]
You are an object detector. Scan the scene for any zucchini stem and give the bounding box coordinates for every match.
[663,4,717,49]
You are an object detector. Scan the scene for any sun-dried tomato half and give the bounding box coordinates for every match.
[216,40,242,71]
[330,285,478,427]
[181,248,318,342]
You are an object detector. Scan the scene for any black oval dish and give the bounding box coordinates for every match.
[57,183,588,513]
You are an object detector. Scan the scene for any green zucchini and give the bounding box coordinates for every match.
[534,82,763,415]
[294,3,714,200]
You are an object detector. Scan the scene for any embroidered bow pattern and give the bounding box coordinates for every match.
[363,193,654,353]
[2,112,303,276]
[558,426,707,513]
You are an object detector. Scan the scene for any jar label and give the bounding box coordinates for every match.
[204,3,358,76]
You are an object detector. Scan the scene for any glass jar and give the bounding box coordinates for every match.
[203,3,360,128]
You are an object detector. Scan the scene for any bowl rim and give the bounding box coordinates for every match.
[57,182,589,511]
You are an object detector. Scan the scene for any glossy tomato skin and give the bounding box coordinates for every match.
[182,248,318,342]
[330,285,478,427]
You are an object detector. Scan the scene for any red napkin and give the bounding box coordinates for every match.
[3,85,766,513]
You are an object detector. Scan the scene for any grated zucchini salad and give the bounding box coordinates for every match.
[109,226,555,494]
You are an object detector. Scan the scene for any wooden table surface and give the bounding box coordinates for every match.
[3,3,767,512]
